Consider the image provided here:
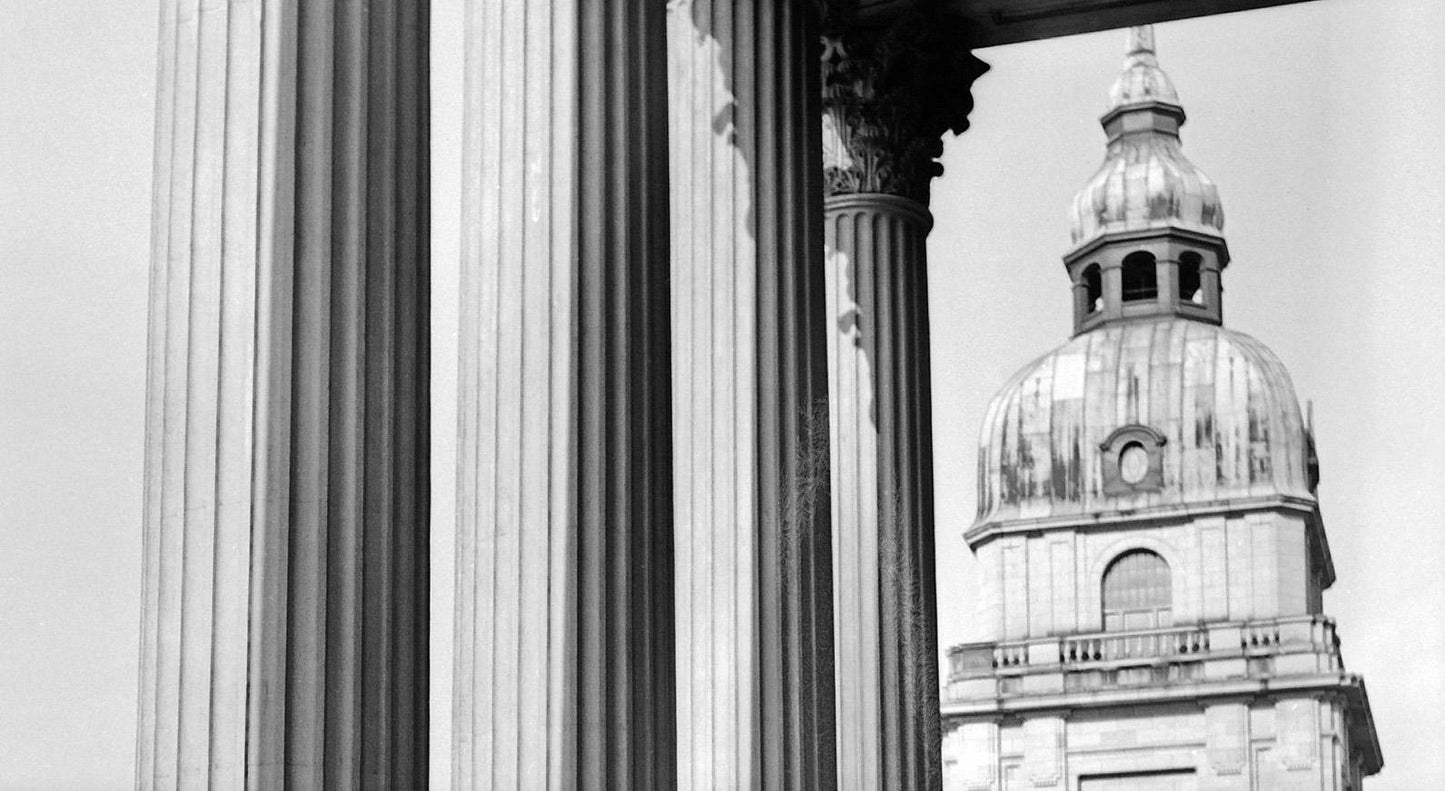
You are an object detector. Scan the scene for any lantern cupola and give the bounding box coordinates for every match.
[1066,25,1229,334]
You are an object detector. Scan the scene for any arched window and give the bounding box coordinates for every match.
[1083,263,1103,314]
[1102,549,1171,631]
[1120,251,1157,302]
[1178,252,1203,304]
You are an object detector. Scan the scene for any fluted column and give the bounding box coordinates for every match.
[136,1,429,788]
[453,1,673,788]
[668,1,835,788]
[820,14,988,790]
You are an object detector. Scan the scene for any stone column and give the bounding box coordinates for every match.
[452,1,674,788]
[820,14,988,790]
[668,1,836,788]
[136,1,429,788]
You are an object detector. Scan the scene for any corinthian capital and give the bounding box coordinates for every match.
[821,11,989,203]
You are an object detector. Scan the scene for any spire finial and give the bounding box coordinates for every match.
[1128,25,1155,56]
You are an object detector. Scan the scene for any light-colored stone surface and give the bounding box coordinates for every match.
[970,510,1322,642]
[942,721,999,790]
[668,1,835,787]
[824,199,886,789]
[136,2,429,787]
[943,697,1363,791]
[825,193,940,790]
[453,1,675,786]
[667,5,759,784]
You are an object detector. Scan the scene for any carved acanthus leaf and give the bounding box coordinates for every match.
[821,12,989,203]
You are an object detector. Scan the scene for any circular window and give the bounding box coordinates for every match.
[1119,442,1149,484]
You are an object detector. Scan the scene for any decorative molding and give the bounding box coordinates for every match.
[1023,716,1065,788]
[1100,423,1167,495]
[820,12,989,203]
[1099,423,1168,451]
[951,721,1000,791]
[1277,697,1320,772]
[1206,702,1248,776]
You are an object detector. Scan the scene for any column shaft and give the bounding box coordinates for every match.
[825,195,940,789]
[453,0,674,787]
[669,1,836,788]
[818,15,988,789]
[136,1,429,788]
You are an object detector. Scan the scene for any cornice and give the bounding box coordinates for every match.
[965,494,1320,546]
[1062,224,1230,268]
[941,671,1367,719]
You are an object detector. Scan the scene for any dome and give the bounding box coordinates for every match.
[1068,27,1225,250]
[972,317,1313,532]
[1067,132,1224,248]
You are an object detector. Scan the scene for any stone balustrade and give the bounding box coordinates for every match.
[945,615,1344,703]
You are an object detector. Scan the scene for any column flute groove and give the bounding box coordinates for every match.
[454,0,675,787]
[669,1,837,787]
[136,1,429,787]
[820,12,988,790]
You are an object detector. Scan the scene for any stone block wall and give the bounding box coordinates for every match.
[943,695,1359,791]
[971,510,1318,642]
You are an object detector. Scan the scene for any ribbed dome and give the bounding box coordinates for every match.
[1067,133,1224,247]
[1068,27,1225,250]
[972,318,1313,531]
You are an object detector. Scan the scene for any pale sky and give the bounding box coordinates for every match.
[2,1,1442,789]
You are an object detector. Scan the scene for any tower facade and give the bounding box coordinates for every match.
[940,27,1381,791]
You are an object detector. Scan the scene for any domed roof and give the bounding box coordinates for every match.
[1068,27,1225,251]
[972,317,1313,533]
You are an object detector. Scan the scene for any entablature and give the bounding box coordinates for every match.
[846,0,1315,47]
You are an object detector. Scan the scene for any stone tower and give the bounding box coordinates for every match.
[939,27,1381,791]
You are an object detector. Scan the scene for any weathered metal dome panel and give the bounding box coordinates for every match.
[1068,134,1224,247]
[1067,24,1225,251]
[974,318,1312,527]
